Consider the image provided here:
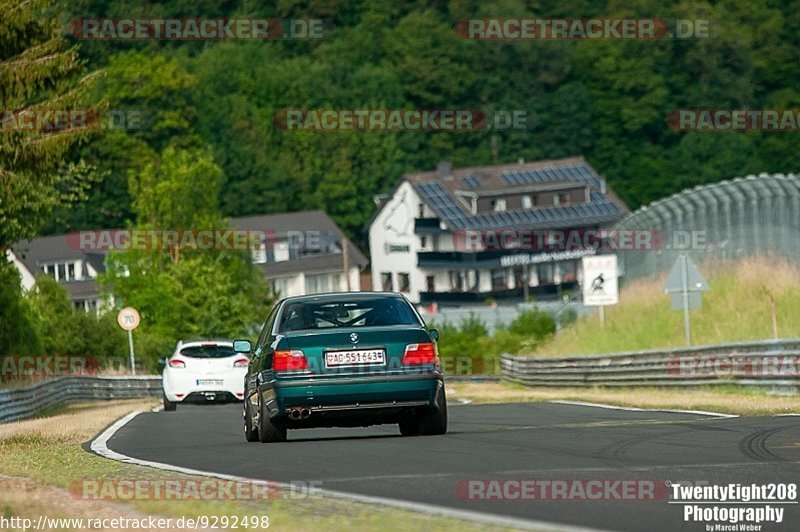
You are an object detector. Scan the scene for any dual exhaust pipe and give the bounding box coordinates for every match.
[289,407,311,420]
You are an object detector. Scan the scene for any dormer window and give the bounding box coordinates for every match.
[41,260,81,282]
[491,198,507,212]
[251,243,267,264]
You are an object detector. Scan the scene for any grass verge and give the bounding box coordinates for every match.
[447,381,800,416]
[530,257,800,357]
[0,400,508,532]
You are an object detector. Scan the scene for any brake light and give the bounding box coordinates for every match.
[168,358,186,368]
[273,350,308,371]
[233,358,249,368]
[402,343,438,365]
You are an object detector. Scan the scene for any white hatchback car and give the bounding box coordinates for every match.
[161,340,249,411]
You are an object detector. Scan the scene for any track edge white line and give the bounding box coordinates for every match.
[550,400,739,418]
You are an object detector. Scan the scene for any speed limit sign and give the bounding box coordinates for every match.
[117,307,140,331]
[117,307,140,375]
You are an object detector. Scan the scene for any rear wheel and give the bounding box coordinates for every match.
[398,386,448,436]
[258,395,287,443]
[243,399,258,442]
[418,386,448,435]
[398,418,419,436]
[163,393,176,412]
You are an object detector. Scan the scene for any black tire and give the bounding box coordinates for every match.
[418,386,448,436]
[398,386,448,437]
[398,418,420,436]
[258,394,287,443]
[243,399,258,442]
[163,393,176,412]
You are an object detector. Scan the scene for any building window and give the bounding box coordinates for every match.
[558,193,570,206]
[490,269,506,290]
[521,195,532,209]
[448,271,465,291]
[537,263,554,284]
[426,275,435,292]
[491,198,507,212]
[251,244,267,264]
[418,203,425,218]
[559,261,578,283]
[271,277,290,297]
[381,272,393,291]
[398,273,410,293]
[420,236,428,249]
[73,299,98,313]
[305,273,333,294]
[67,262,76,281]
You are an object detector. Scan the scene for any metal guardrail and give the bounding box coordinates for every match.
[0,376,162,424]
[0,374,500,424]
[501,339,800,392]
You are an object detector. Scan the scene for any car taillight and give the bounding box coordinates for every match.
[233,358,249,368]
[273,350,308,371]
[168,358,186,368]
[402,343,438,365]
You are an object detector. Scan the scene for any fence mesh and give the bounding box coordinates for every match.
[614,173,800,283]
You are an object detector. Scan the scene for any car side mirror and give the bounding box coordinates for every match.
[429,329,440,342]
[233,339,252,353]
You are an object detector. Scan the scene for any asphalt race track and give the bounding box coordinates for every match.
[104,402,800,531]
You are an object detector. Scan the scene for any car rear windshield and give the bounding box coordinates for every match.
[179,344,236,358]
[278,297,422,332]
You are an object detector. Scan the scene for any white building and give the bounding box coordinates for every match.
[369,157,628,304]
[230,210,366,297]
[10,210,367,311]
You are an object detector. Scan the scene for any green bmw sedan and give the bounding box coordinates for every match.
[238,292,447,443]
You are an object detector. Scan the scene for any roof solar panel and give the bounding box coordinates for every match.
[415,182,470,228]
[459,175,480,189]
[413,162,624,230]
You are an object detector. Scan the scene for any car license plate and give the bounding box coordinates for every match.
[196,379,223,386]
[325,349,385,368]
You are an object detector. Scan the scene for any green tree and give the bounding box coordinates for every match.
[0,0,100,249]
[102,147,271,367]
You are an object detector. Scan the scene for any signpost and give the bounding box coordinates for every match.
[581,255,619,327]
[117,307,140,375]
[663,255,708,346]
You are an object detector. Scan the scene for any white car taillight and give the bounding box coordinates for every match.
[233,358,249,368]
[168,359,186,368]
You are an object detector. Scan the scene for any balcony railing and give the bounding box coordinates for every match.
[414,218,444,234]
[419,281,578,304]
[417,250,507,267]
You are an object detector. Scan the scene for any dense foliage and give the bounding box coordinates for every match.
[4,0,800,362]
[49,0,800,246]
[433,309,556,374]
